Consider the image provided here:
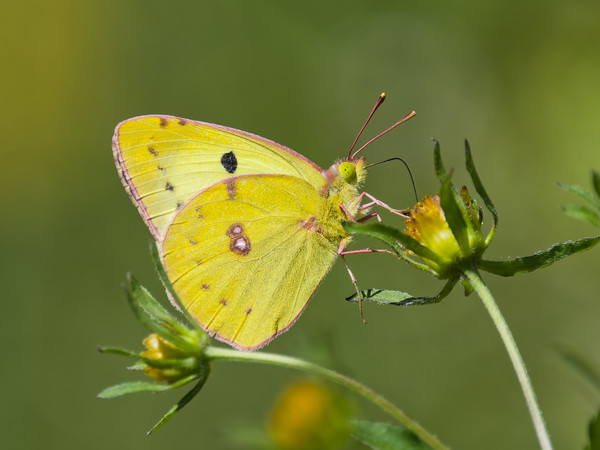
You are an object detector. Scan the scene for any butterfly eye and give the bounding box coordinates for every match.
[338,162,357,183]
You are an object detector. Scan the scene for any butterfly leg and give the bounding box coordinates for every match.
[356,192,410,218]
[357,211,383,223]
[340,204,383,223]
[339,245,367,324]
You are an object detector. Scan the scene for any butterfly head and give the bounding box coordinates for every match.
[337,158,366,185]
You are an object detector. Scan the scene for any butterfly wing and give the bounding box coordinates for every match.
[113,115,326,240]
[162,174,340,350]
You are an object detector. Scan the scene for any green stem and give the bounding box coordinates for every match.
[462,265,553,450]
[205,346,448,450]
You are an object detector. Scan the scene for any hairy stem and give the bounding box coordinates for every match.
[462,265,553,450]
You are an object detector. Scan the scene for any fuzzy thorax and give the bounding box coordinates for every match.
[312,158,368,245]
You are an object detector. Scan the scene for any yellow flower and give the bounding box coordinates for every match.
[269,380,351,450]
[404,195,461,271]
[141,333,197,384]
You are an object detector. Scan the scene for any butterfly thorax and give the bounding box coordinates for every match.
[312,158,368,245]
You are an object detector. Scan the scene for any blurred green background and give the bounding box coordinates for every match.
[2,1,599,449]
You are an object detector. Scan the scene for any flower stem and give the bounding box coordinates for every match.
[462,265,553,450]
[205,346,448,450]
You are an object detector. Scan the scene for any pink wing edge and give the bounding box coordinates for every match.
[112,114,325,241]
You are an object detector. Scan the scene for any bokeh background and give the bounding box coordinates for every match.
[2,1,599,449]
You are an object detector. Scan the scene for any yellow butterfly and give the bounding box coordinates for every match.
[113,94,414,350]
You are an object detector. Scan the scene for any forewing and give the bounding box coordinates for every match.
[162,175,338,350]
[113,115,326,240]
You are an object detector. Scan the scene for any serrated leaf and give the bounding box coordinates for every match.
[346,280,457,306]
[586,409,600,450]
[561,204,600,227]
[432,139,447,183]
[350,420,430,450]
[558,183,600,209]
[479,236,600,277]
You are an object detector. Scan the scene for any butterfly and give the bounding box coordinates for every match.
[113,93,415,350]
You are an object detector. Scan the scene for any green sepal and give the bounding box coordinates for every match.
[99,343,200,371]
[98,345,141,359]
[432,139,447,183]
[98,379,188,398]
[346,279,457,306]
[128,361,146,371]
[350,419,430,449]
[560,204,600,227]
[439,175,472,254]
[592,170,600,198]
[558,183,600,210]
[148,371,210,434]
[128,271,190,337]
[478,236,600,277]
[342,222,446,269]
[151,242,199,328]
[587,409,600,450]
[125,274,199,353]
[461,278,474,296]
[465,140,497,244]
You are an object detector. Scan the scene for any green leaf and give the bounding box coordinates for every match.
[561,204,600,227]
[432,139,447,183]
[98,346,141,359]
[128,361,146,371]
[97,381,175,398]
[125,275,198,353]
[479,236,600,276]
[350,420,430,450]
[346,280,457,306]
[586,408,600,450]
[151,242,198,327]
[148,372,210,434]
[130,274,190,336]
[465,140,497,242]
[558,183,600,210]
[343,222,445,268]
[98,374,200,399]
[439,175,472,254]
[592,170,600,199]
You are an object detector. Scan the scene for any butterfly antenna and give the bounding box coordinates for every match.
[366,157,419,203]
[351,110,416,161]
[347,93,387,161]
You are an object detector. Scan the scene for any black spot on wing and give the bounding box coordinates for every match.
[221,151,238,174]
